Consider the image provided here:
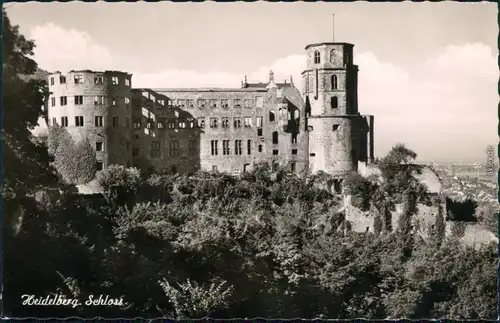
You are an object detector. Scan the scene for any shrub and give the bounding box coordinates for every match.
[73,138,97,185]
[97,165,141,201]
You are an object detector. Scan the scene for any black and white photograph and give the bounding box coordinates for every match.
[2,1,498,319]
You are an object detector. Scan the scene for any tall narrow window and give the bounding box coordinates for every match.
[331,96,338,109]
[95,116,103,127]
[291,133,297,144]
[151,141,161,158]
[188,140,197,156]
[272,131,279,144]
[269,110,276,122]
[223,140,230,155]
[61,117,68,127]
[234,140,243,155]
[75,116,84,127]
[247,140,252,155]
[331,75,338,90]
[330,49,336,63]
[256,117,263,128]
[75,95,83,105]
[60,96,67,106]
[314,50,321,64]
[169,140,179,157]
[211,140,218,156]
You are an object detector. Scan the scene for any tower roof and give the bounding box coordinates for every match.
[305,42,354,50]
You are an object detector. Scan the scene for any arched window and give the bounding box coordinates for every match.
[331,96,338,109]
[330,49,336,63]
[272,131,279,144]
[314,50,320,64]
[269,110,276,122]
[331,75,338,90]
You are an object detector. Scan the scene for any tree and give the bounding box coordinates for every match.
[73,138,97,184]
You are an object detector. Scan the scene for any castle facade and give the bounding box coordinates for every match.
[46,41,375,179]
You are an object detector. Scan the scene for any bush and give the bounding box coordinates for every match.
[97,165,141,201]
[73,138,97,185]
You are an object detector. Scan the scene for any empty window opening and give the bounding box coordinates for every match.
[96,162,104,171]
[257,128,263,136]
[269,110,276,122]
[292,149,298,155]
[96,142,104,152]
[290,162,296,172]
[272,131,279,144]
[258,144,263,152]
[291,133,297,144]
[331,96,338,109]
[331,75,338,90]
[310,153,316,157]
[272,150,279,155]
[314,50,321,64]
[75,116,84,127]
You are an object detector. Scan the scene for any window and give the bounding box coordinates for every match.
[292,149,298,155]
[133,121,141,129]
[96,162,103,171]
[209,99,218,108]
[243,164,250,172]
[75,116,84,127]
[209,117,218,128]
[269,110,276,122]
[125,78,130,86]
[234,99,241,108]
[125,117,131,128]
[50,77,54,85]
[60,76,66,84]
[310,153,316,157]
[233,117,242,128]
[75,96,83,105]
[94,76,104,84]
[272,131,279,144]
[256,116,263,128]
[94,96,105,105]
[331,75,338,90]
[157,99,165,107]
[187,99,195,108]
[222,117,229,129]
[273,150,279,155]
[223,140,230,155]
[132,148,139,156]
[60,117,68,127]
[146,121,154,129]
[272,162,279,171]
[96,142,104,152]
[314,50,320,64]
[257,128,263,136]
[221,99,229,108]
[74,75,84,84]
[95,116,103,127]
[172,99,181,107]
[331,96,338,109]
[258,144,263,152]
[197,117,205,128]
[187,117,195,128]
[51,97,56,107]
[244,117,252,128]
[178,119,186,129]
[291,133,297,144]
[212,165,218,172]
[291,162,296,172]
[157,118,165,129]
[125,97,130,105]
[112,76,119,85]
[188,140,197,156]
[197,99,206,109]
[151,141,161,158]
[247,140,252,155]
[244,99,251,108]
[60,96,67,106]
[112,98,117,106]
[330,49,336,63]
[52,117,57,126]
[169,140,179,157]
[167,119,176,129]
[112,116,119,128]
[211,140,219,156]
[256,97,263,108]
[234,140,243,155]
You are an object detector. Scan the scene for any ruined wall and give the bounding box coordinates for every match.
[133,84,308,174]
[47,70,133,170]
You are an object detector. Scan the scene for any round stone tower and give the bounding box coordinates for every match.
[302,42,360,176]
[47,70,133,170]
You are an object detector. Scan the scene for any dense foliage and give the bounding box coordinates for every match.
[3,11,497,320]
[48,125,97,185]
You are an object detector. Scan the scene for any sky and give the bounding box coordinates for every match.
[7,1,498,163]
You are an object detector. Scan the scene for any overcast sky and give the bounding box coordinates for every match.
[7,2,497,163]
